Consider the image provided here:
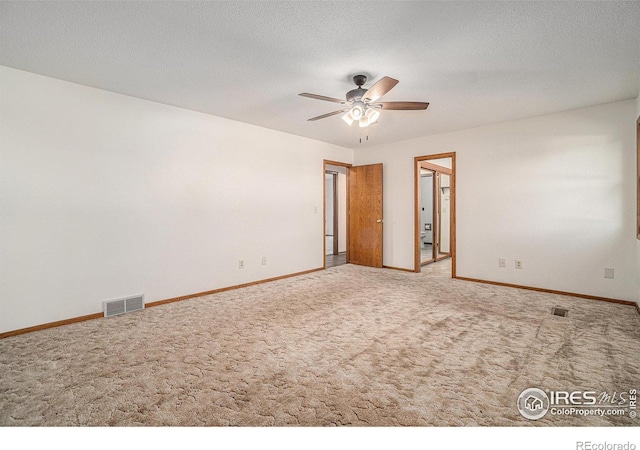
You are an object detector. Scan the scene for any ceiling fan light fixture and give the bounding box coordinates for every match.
[359,116,370,128]
[349,103,364,120]
[365,107,380,124]
[342,112,354,126]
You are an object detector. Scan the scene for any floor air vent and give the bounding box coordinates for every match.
[552,307,569,317]
[103,295,145,317]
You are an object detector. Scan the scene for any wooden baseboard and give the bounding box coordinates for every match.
[454,276,637,307]
[0,312,104,340]
[383,265,416,273]
[146,267,323,307]
[4,269,634,340]
[0,267,324,340]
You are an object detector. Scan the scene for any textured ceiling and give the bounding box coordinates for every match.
[1,1,639,149]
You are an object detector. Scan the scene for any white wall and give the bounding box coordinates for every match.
[636,92,640,306]
[355,100,638,303]
[0,66,353,333]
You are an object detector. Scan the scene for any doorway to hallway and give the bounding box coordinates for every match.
[325,164,347,268]
[323,160,384,269]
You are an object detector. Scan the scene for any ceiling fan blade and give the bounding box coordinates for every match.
[362,76,399,102]
[299,93,346,104]
[307,109,350,121]
[377,101,429,110]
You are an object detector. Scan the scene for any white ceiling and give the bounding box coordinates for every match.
[1,1,639,149]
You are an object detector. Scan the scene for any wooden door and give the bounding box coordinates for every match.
[348,163,383,267]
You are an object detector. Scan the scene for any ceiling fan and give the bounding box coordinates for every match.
[299,75,429,128]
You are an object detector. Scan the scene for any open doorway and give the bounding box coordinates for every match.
[324,161,349,268]
[323,159,384,269]
[414,153,456,274]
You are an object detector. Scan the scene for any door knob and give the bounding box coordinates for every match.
[376,219,383,223]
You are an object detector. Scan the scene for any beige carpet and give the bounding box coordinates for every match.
[1,260,638,426]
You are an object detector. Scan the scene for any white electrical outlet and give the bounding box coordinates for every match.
[515,260,522,269]
[239,260,245,269]
[604,268,614,279]
[499,258,506,268]
[262,257,267,265]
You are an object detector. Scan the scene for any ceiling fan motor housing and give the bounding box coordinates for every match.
[346,75,369,102]
[346,88,366,103]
